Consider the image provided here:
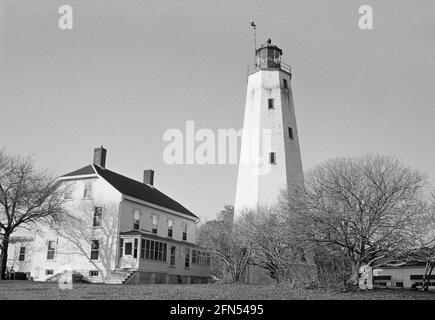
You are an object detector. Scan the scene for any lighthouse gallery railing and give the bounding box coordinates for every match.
[247,61,292,76]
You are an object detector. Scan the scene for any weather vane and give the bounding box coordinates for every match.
[250,20,257,64]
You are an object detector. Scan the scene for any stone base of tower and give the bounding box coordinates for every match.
[240,263,318,285]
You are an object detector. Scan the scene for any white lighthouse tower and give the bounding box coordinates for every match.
[234,39,304,216]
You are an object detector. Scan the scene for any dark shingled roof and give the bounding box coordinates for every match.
[62,165,96,177]
[61,164,198,219]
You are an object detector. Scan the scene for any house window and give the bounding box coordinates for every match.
[19,247,26,261]
[409,274,435,281]
[396,282,403,287]
[89,270,99,277]
[65,183,74,200]
[185,248,190,268]
[156,243,161,260]
[167,219,173,238]
[90,240,100,260]
[268,98,274,109]
[125,242,132,255]
[170,246,176,266]
[83,180,93,199]
[93,207,102,227]
[182,223,187,241]
[133,239,138,259]
[288,127,294,140]
[46,240,56,260]
[152,215,158,234]
[45,269,54,276]
[144,239,167,262]
[133,209,141,230]
[192,250,211,266]
[192,250,197,264]
[283,78,288,89]
[269,152,276,164]
[141,239,145,259]
[145,240,150,259]
[119,239,124,257]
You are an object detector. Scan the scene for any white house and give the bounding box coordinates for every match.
[7,146,211,284]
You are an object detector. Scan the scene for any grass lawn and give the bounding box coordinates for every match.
[1,281,435,300]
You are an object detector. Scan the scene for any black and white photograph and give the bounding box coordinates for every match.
[0,0,434,314]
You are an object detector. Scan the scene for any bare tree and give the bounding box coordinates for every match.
[0,149,65,280]
[311,243,351,289]
[197,205,251,283]
[283,154,432,286]
[238,207,315,285]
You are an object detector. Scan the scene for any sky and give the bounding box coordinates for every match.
[0,0,434,222]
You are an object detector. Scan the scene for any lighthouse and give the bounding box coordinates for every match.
[234,39,304,216]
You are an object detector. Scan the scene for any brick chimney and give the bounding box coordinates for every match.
[93,146,107,168]
[143,169,154,185]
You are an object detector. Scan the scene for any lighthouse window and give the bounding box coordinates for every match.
[283,79,288,89]
[269,152,276,164]
[268,99,274,109]
[288,127,294,140]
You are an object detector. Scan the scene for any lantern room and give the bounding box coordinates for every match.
[255,38,282,69]
[248,39,291,76]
